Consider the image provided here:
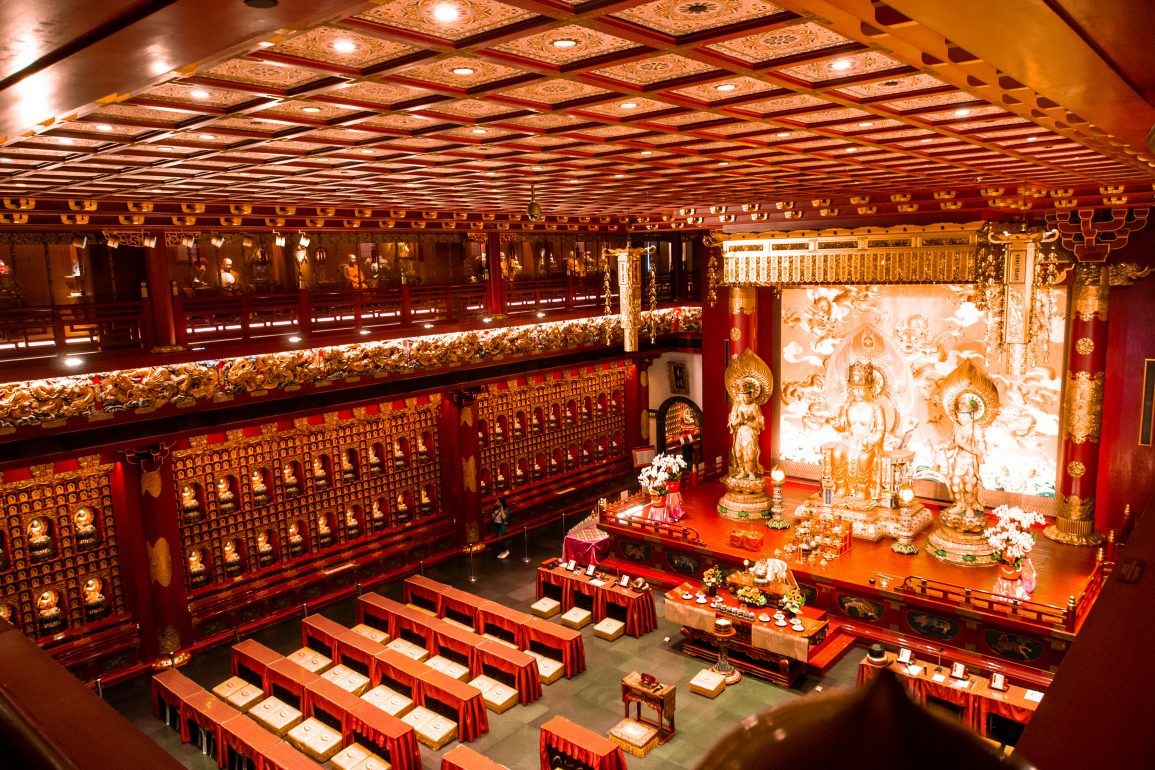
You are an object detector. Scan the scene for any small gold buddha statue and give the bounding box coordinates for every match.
[548,409,559,429]
[496,468,507,490]
[181,484,202,520]
[288,522,305,557]
[531,412,542,434]
[596,400,605,416]
[418,489,432,515]
[312,457,329,489]
[480,475,489,496]
[493,420,505,443]
[257,530,275,567]
[595,442,606,460]
[532,459,543,480]
[392,441,406,469]
[37,589,63,634]
[370,500,386,528]
[27,517,54,561]
[316,514,333,547]
[341,452,357,482]
[0,603,11,623]
[514,464,525,485]
[581,447,591,465]
[223,539,242,577]
[74,507,99,550]
[283,463,300,495]
[83,577,106,618]
[416,435,429,462]
[395,492,410,520]
[549,456,559,475]
[188,548,209,587]
[512,415,524,439]
[217,477,236,513]
[345,507,361,538]
[368,445,383,474]
[582,401,592,421]
[251,470,269,504]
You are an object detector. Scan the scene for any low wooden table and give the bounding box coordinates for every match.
[621,671,675,743]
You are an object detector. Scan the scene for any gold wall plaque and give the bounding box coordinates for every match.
[148,537,173,588]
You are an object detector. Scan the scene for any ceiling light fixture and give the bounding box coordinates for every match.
[58,137,75,144]
[640,150,653,155]
[361,148,374,154]
[858,122,873,127]
[97,124,113,132]
[715,83,737,92]
[302,106,322,113]
[829,58,854,72]
[526,182,544,222]
[332,39,357,54]
[288,335,302,343]
[776,132,790,137]
[619,102,638,109]
[432,2,460,22]
[62,356,84,368]
[954,108,972,117]
[472,128,488,134]
[551,39,579,48]
[717,161,729,166]
[452,67,475,76]
[199,133,215,140]
[190,89,210,99]
[1026,136,1038,142]
[845,147,857,152]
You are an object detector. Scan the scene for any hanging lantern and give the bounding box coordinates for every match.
[315,246,328,265]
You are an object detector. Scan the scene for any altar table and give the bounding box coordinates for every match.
[520,618,586,678]
[562,529,611,567]
[539,716,627,770]
[442,744,510,770]
[620,672,675,743]
[536,564,657,637]
[856,655,1039,737]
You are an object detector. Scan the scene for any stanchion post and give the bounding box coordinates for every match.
[468,545,478,583]
[302,602,309,618]
[96,678,103,700]
[521,526,531,564]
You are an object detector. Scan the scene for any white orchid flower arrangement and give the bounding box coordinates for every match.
[984,505,1046,567]
[638,453,688,495]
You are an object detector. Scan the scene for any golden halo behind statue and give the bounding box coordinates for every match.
[724,349,774,406]
[941,359,999,427]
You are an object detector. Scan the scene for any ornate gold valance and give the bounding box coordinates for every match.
[718,222,985,286]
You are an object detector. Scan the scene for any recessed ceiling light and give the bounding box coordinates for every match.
[332,39,357,54]
[432,2,459,22]
[920,137,934,143]
[718,161,729,166]
[640,150,653,155]
[776,132,791,137]
[361,149,374,154]
[954,108,972,117]
[96,124,114,132]
[532,165,543,171]
[1026,136,1038,142]
[619,102,638,109]
[62,356,84,368]
[829,58,854,72]
[858,122,873,127]
[199,133,215,140]
[257,40,276,47]
[452,67,475,76]
[845,147,857,153]
[58,137,75,144]
[614,174,624,178]
[472,128,488,134]
[551,39,579,48]
[715,83,737,92]
[302,106,322,113]
[190,88,210,99]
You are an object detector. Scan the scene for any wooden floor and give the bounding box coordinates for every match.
[661,481,1098,611]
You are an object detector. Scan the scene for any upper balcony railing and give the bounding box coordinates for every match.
[0,301,145,361]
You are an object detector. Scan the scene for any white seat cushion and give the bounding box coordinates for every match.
[425,655,470,682]
[249,696,303,736]
[403,706,458,750]
[353,757,392,770]
[286,717,343,763]
[525,651,563,684]
[560,607,592,629]
[330,743,372,770]
[385,638,429,662]
[690,668,727,698]
[321,663,371,695]
[593,618,625,641]
[470,675,518,713]
[530,598,561,618]
[351,624,390,645]
[287,647,332,673]
[361,684,413,717]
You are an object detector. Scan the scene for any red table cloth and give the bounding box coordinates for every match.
[359,593,438,646]
[976,692,1036,733]
[477,601,531,644]
[539,716,627,770]
[303,677,361,727]
[595,585,658,638]
[475,639,542,705]
[440,587,487,629]
[336,626,388,675]
[372,648,425,696]
[232,640,285,690]
[182,689,240,760]
[403,575,450,614]
[562,532,611,567]
[151,669,203,722]
[347,700,421,770]
[222,714,279,769]
[302,614,350,660]
[433,620,485,667]
[261,739,322,770]
[442,744,508,770]
[416,667,489,743]
[520,618,586,678]
[267,658,322,705]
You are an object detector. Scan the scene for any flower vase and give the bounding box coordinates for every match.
[668,480,681,494]
[998,561,1022,580]
[650,494,667,509]
[706,583,718,597]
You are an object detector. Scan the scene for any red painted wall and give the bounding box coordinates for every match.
[1096,226,1155,532]
[699,241,730,477]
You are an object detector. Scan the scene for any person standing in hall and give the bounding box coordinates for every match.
[492,496,512,560]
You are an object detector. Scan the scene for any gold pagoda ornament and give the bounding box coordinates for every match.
[717,349,774,520]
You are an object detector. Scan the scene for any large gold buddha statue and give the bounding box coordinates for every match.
[828,361,889,506]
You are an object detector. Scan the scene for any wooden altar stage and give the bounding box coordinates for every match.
[599,480,1107,679]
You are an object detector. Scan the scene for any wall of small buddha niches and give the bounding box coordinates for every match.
[475,362,629,499]
[0,458,125,639]
[172,399,442,594]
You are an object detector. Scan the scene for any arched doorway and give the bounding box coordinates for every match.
[656,396,702,473]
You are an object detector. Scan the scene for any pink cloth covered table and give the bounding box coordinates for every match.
[562,532,611,566]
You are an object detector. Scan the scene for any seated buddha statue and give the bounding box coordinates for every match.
[582,402,592,421]
[288,522,306,557]
[493,420,505,443]
[37,589,63,635]
[0,539,7,571]
[312,458,329,489]
[283,464,301,495]
[514,464,525,486]
[344,507,361,538]
[27,517,54,561]
[581,447,591,465]
[251,470,269,505]
[73,507,99,550]
[257,530,275,567]
[495,469,507,491]
[368,445,384,474]
[181,484,202,520]
[480,475,489,496]
[548,410,558,430]
[595,443,605,460]
[83,578,106,619]
[392,441,406,469]
[394,492,410,521]
[828,361,890,507]
[341,453,357,482]
[217,477,236,513]
[549,456,559,475]
[370,500,386,528]
[512,415,524,439]
[187,549,209,587]
[223,539,242,577]
[416,435,429,462]
[316,514,333,548]
[418,489,433,514]
[532,459,543,480]
[0,603,11,623]
[531,412,542,434]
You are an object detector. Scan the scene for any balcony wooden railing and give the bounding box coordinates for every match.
[0,301,145,360]
[505,277,609,314]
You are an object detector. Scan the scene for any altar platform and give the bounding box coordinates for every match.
[599,480,1109,683]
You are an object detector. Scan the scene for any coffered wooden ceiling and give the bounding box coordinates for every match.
[1,0,1153,223]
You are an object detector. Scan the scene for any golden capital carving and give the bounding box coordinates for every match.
[1074,337,1094,355]
[1063,494,1094,521]
[141,469,163,498]
[728,286,756,315]
[730,327,742,342]
[460,405,474,428]
[1064,371,1104,443]
[1066,460,1086,478]
[1073,282,1109,322]
[148,538,172,587]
